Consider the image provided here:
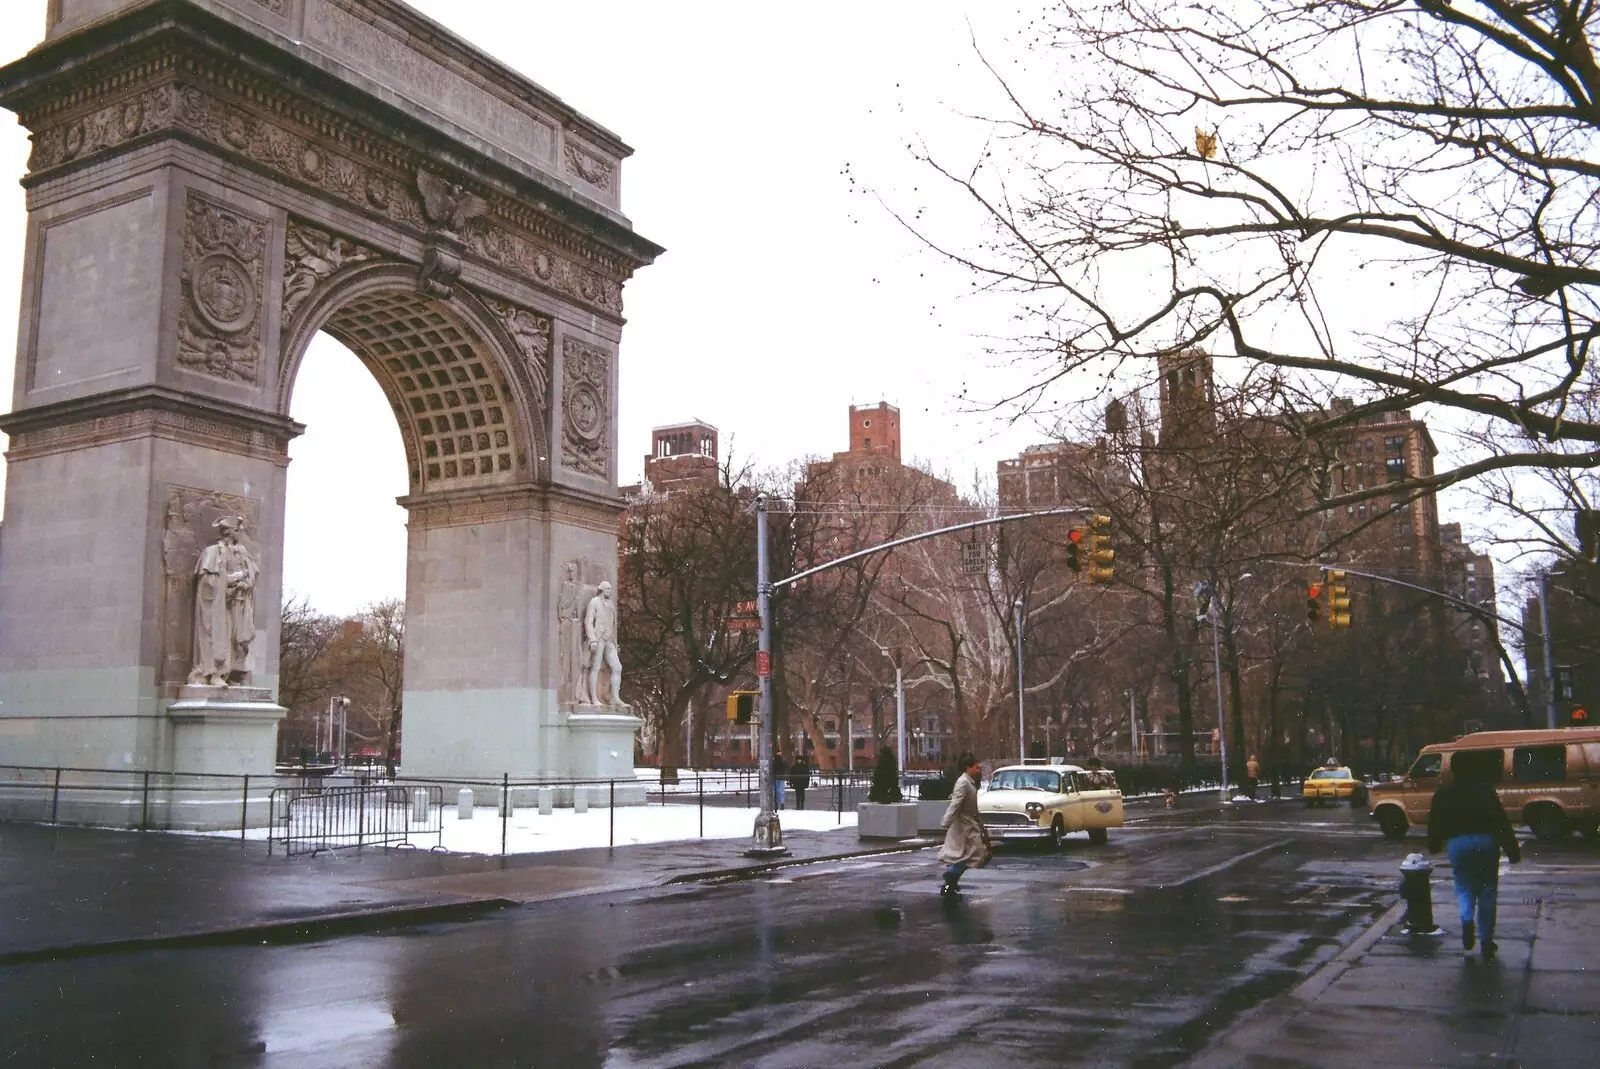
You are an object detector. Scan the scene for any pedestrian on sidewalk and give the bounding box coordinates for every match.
[771,749,789,810]
[1427,748,1521,961]
[1245,755,1260,800]
[788,753,811,810]
[938,754,990,896]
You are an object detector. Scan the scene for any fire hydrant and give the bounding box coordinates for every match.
[1399,853,1443,937]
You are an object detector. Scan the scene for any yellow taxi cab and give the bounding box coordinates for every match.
[978,762,1124,848]
[1302,762,1358,807]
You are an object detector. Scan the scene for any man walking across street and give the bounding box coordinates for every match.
[771,749,789,810]
[1245,755,1260,801]
[788,753,811,810]
[938,754,990,896]
[1428,749,1521,961]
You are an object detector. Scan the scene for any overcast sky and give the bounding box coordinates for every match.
[0,1,1516,623]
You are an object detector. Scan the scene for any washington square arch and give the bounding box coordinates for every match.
[0,0,661,825]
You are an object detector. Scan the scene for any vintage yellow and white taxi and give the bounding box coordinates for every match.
[1302,764,1359,807]
[978,763,1124,848]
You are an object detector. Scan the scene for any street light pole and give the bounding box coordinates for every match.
[881,647,906,773]
[1208,597,1230,801]
[1538,568,1560,730]
[749,495,786,856]
[1014,597,1026,765]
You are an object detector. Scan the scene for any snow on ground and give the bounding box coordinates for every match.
[431,801,855,856]
[194,790,857,856]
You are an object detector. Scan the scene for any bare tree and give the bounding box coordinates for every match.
[913,0,1600,506]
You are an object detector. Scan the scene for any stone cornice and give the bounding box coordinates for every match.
[2,385,302,463]
[402,482,623,534]
[0,3,663,289]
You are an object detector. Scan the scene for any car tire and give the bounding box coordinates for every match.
[1377,808,1408,841]
[1528,805,1568,842]
[1088,827,1108,845]
[1048,816,1064,851]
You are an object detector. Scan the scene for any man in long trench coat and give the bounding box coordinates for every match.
[938,754,990,895]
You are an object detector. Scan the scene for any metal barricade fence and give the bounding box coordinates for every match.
[268,783,444,856]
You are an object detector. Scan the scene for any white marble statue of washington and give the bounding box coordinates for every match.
[584,580,623,707]
[556,560,594,705]
[188,516,259,687]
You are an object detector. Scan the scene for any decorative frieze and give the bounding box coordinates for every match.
[561,338,610,480]
[178,191,268,385]
[282,220,380,327]
[403,487,623,533]
[27,83,177,172]
[6,409,294,463]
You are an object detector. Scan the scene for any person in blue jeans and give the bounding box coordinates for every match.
[771,750,789,810]
[1427,749,1522,961]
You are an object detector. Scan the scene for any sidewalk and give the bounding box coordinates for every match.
[0,820,928,962]
[1189,858,1600,1068]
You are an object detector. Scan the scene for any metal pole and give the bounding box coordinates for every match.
[1538,569,1560,729]
[699,777,704,838]
[1210,598,1230,800]
[1129,690,1138,757]
[501,772,509,856]
[846,713,853,772]
[610,779,615,848]
[140,771,150,831]
[51,767,60,824]
[895,665,906,774]
[240,773,249,843]
[1014,597,1026,764]
[749,495,786,855]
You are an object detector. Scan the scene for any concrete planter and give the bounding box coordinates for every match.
[917,799,951,836]
[857,802,920,840]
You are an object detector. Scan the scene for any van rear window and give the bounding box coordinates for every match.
[1512,745,1566,784]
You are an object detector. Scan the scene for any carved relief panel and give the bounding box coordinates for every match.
[556,557,611,707]
[282,220,378,329]
[561,338,610,480]
[177,191,268,385]
[159,486,262,689]
[484,298,551,406]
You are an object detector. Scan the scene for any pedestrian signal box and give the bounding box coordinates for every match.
[726,690,758,724]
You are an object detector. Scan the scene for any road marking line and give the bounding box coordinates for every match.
[1159,839,1291,889]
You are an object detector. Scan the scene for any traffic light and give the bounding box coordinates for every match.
[1326,570,1351,629]
[1571,705,1591,727]
[1086,514,1116,583]
[1305,581,1322,624]
[1066,527,1084,573]
[726,690,757,724]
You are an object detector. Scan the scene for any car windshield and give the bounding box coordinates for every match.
[989,769,1061,792]
[1310,769,1350,780]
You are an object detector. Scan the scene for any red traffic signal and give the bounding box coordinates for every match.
[1572,706,1590,726]
[1066,526,1084,572]
[1305,583,1321,623]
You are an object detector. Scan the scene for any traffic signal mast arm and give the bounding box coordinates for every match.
[773,506,1103,591]
[1266,560,1529,635]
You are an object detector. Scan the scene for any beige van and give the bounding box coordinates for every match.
[1368,728,1600,842]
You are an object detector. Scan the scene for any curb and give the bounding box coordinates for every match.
[663,839,935,885]
[0,897,518,966]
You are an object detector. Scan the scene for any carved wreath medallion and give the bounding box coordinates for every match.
[562,338,610,479]
[178,191,268,385]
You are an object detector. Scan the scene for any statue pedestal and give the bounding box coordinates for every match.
[564,703,645,805]
[165,686,285,830]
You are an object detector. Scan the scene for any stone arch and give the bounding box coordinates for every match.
[0,0,663,826]
[277,258,552,490]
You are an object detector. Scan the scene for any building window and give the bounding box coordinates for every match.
[1365,439,1375,452]
[1393,521,1409,535]
[1386,457,1406,479]
[1466,562,1476,573]
[862,419,872,428]
[1385,436,1404,453]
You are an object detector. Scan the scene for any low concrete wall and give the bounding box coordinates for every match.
[857,802,919,839]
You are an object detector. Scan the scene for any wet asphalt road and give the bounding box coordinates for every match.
[2,802,1410,1068]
